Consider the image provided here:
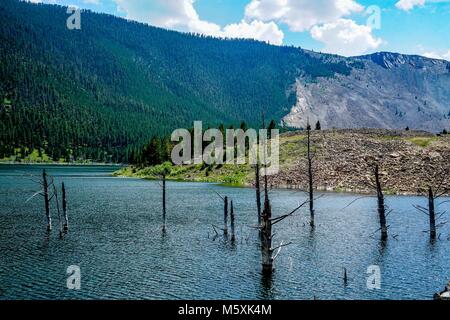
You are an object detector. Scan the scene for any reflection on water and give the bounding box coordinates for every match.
[259,272,274,300]
[0,164,449,300]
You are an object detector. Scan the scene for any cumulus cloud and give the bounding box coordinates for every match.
[395,0,426,11]
[395,0,450,11]
[222,20,284,45]
[83,0,100,5]
[422,51,450,61]
[310,19,383,56]
[245,0,364,32]
[114,0,283,45]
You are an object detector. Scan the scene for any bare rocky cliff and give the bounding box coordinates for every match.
[283,52,450,133]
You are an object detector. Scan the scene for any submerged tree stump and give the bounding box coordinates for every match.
[374,165,388,241]
[306,125,315,227]
[428,187,437,240]
[62,182,68,231]
[42,169,52,231]
[255,163,261,226]
[261,195,273,274]
[230,200,235,242]
[224,196,228,236]
[52,182,63,239]
[162,174,167,232]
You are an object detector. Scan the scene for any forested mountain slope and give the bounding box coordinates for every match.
[0,0,350,162]
[1,0,449,163]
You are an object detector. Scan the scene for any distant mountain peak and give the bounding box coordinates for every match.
[357,51,446,69]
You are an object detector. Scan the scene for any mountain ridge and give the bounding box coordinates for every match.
[1,0,449,163]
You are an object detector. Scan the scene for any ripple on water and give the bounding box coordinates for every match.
[0,165,449,300]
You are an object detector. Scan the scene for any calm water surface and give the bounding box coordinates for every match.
[0,165,449,300]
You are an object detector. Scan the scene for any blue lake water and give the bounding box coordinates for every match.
[0,164,449,300]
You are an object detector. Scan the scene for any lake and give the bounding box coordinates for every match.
[0,165,449,300]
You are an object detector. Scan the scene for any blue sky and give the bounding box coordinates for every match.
[32,0,450,59]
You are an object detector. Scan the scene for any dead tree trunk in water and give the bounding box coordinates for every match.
[224,196,228,235]
[42,169,51,231]
[52,181,63,239]
[255,163,262,225]
[62,182,68,231]
[162,174,167,232]
[306,126,315,227]
[428,187,437,240]
[414,168,449,240]
[261,122,273,272]
[230,200,235,242]
[261,183,273,273]
[260,177,307,274]
[374,165,388,241]
[258,115,308,274]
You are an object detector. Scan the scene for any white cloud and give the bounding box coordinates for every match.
[27,0,57,3]
[422,51,450,61]
[245,0,364,32]
[83,0,100,5]
[310,19,383,56]
[395,0,450,11]
[395,0,426,11]
[114,0,284,45]
[222,20,284,45]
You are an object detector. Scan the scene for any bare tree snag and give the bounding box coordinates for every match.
[374,165,388,241]
[261,188,273,273]
[261,113,273,273]
[259,113,305,274]
[62,182,68,231]
[428,187,437,240]
[224,196,228,236]
[230,200,235,242]
[414,168,449,240]
[42,169,52,231]
[51,180,63,239]
[255,162,261,225]
[306,124,315,227]
[162,174,167,232]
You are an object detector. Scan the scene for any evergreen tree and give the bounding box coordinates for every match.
[0,0,355,164]
[141,137,163,166]
[267,120,276,139]
[315,121,321,130]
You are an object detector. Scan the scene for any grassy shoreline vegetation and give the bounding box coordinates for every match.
[114,162,253,186]
[116,129,450,194]
[0,148,123,166]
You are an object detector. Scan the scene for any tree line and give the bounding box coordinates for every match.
[0,0,354,163]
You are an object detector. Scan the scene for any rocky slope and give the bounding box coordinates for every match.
[284,53,450,132]
[269,129,450,195]
[119,129,450,195]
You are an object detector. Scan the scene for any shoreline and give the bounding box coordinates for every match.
[0,162,124,167]
[116,170,443,197]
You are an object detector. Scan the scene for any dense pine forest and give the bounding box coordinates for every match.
[0,0,353,163]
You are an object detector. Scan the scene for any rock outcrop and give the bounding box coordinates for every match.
[269,129,450,195]
[283,52,450,132]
